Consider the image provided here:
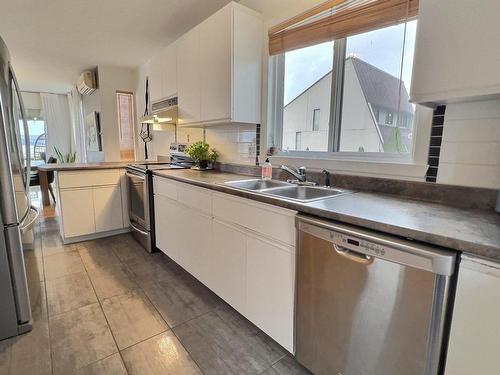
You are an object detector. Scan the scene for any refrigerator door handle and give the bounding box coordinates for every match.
[10,65,31,203]
[20,205,39,234]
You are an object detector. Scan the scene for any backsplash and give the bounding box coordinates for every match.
[205,124,257,165]
[146,123,257,165]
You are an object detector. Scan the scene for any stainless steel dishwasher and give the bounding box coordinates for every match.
[295,215,456,375]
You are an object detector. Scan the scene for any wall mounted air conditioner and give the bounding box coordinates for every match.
[77,71,97,95]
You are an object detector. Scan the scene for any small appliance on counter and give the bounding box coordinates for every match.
[126,143,193,252]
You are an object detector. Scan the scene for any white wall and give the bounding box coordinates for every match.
[82,89,103,162]
[98,66,137,162]
[438,99,500,189]
[82,66,136,162]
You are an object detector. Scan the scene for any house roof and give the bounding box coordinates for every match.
[350,57,414,114]
[285,56,414,115]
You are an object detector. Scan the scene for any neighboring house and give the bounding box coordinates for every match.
[283,56,415,153]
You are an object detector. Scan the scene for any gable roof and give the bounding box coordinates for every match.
[285,56,414,115]
[350,56,414,114]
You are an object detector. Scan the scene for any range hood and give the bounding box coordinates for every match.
[140,95,178,124]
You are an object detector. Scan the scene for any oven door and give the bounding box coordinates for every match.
[126,169,150,231]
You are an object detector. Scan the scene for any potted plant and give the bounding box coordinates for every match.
[185,141,219,170]
[54,147,77,163]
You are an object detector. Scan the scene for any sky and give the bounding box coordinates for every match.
[284,21,417,105]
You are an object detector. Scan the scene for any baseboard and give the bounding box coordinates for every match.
[62,227,131,245]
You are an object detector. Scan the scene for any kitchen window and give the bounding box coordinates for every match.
[268,0,425,164]
[116,92,135,161]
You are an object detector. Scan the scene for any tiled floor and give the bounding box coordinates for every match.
[0,210,311,375]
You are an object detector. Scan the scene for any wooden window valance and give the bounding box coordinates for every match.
[268,0,418,56]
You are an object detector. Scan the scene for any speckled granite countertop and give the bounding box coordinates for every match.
[37,161,135,171]
[153,169,500,261]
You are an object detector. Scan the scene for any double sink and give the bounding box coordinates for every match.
[223,179,351,203]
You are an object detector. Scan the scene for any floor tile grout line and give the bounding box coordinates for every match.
[112,241,210,375]
[77,242,131,375]
[37,220,55,375]
[259,353,288,375]
[117,328,170,352]
[103,238,205,373]
[71,351,123,374]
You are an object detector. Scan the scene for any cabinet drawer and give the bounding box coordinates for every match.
[213,193,296,246]
[177,184,212,215]
[153,177,179,201]
[58,170,121,189]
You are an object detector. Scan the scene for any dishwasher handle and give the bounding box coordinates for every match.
[333,244,374,265]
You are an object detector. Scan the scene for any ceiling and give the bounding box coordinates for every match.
[0,0,232,94]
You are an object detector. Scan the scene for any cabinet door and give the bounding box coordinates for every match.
[209,220,246,312]
[177,27,201,125]
[246,234,295,352]
[199,5,231,122]
[93,185,123,233]
[154,195,181,263]
[60,189,95,238]
[181,209,212,284]
[162,42,177,98]
[445,256,500,374]
[149,54,163,102]
[411,0,500,104]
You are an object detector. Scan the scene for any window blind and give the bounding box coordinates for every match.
[268,0,418,56]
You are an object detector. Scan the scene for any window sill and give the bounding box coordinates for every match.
[269,154,428,181]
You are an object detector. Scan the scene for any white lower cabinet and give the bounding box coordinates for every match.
[57,169,127,242]
[93,185,123,232]
[445,255,500,374]
[155,195,182,264]
[246,234,295,353]
[153,176,297,352]
[210,220,247,313]
[181,209,213,284]
[60,189,95,238]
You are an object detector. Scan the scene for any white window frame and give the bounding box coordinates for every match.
[267,25,432,180]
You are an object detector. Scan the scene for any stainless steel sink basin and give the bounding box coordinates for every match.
[266,186,348,202]
[224,179,351,202]
[224,179,292,191]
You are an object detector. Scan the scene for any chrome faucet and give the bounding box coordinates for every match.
[280,165,315,185]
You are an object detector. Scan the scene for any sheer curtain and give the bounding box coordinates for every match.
[40,93,72,160]
[67,88,86,162]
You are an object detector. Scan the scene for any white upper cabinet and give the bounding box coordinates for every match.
[149,43,178,103]
[149,54,163,103]
[177,27,201,125]
[162,42,177,99]
[199,5,232,123]
[177,2,263,126]
[410,0,500,106]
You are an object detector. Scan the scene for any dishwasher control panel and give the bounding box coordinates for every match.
[330,231,387,257]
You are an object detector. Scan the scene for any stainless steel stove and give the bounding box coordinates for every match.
[126,144,193,252]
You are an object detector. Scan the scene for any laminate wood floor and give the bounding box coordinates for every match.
[0,215,311,375]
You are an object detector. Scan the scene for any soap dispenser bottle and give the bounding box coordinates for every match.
[261,158,273,180]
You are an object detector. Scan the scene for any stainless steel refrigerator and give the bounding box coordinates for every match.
[0,36,39,340]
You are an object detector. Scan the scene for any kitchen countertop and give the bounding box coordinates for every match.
[37,161,135,171]
[153,169,500,261]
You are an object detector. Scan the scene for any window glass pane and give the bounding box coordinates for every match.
[339,20,417,154]
[21,119,46,161]
[116,92,135,161]
[312,109,320,131]
[282,41,333,152]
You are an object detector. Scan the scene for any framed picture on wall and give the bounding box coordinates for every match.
[85,111,102,152]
